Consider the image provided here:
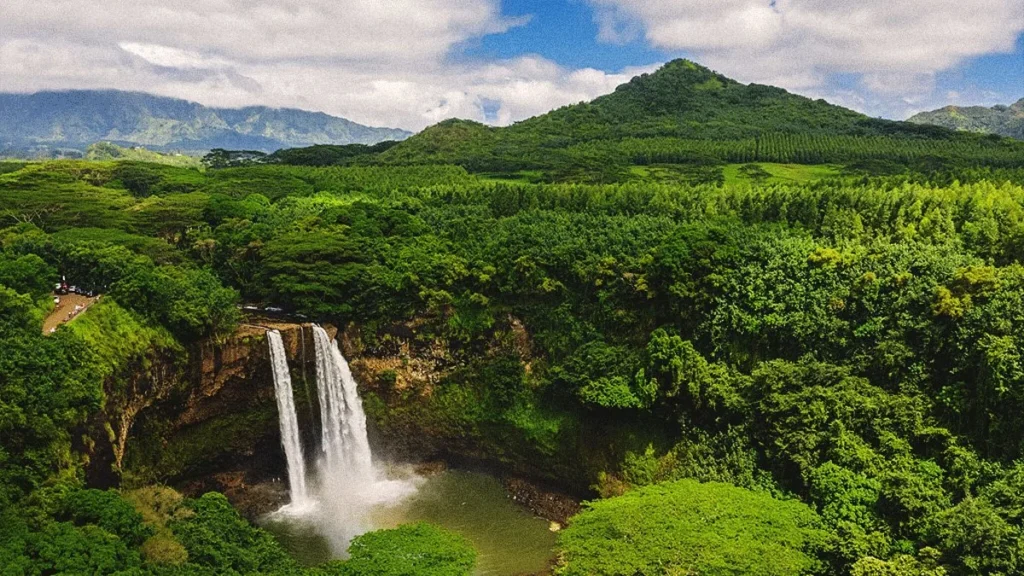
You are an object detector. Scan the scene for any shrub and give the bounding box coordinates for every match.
[557,479,828,575]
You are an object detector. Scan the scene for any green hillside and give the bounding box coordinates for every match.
[380,60,1024,179]
[909,99,1024,140]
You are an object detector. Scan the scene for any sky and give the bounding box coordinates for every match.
[0,0,1021,132]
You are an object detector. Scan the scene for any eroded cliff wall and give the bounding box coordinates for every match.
[122,322,335,491]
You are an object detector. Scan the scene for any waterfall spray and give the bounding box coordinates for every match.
[267,329,309,507]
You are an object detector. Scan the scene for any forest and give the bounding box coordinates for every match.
[1,155,1024,574]
[3,60,1024,576]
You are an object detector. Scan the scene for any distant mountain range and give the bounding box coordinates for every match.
[908,99,1024,140]
[0,90,411,156]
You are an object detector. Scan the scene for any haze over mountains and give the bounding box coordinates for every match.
[0,90,411,156]
[908,99,1024,140]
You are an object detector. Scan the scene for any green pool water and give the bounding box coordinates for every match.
[262,470,558,575]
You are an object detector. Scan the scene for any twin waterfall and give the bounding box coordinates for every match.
[266,324,414,549]
[266,325,374,510]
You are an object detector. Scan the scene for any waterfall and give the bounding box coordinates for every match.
[267,329,309,507]
[311,325,373,482]
[265,324,418,555]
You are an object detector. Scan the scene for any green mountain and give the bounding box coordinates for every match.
[908,99,1024,140]
[381,60,1023,176]
[0,90,410,155]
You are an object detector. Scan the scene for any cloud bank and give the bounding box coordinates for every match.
[588,0,1024,117]
[0,0,1021,129]
[0,0,641,131]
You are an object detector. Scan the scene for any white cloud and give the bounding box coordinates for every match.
[0,0,631,131]
[1,0,518,64]
[588,0,1024,117]
[1,0,1018,129]
[118,43,235,70]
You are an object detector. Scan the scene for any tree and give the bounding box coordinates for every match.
[556,479,828,575]
[201,149,268,169]
[336,523,476,576]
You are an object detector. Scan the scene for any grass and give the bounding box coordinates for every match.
[0,161,29,175]
[65,299,180,379]
[723,163,843,186]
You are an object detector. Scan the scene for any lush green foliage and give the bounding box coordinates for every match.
[0,287,104,509]
[0,485,474,576]
[337,523,476,576]
[2,75,1024,576]
[557,479,827,575]
[264,142,400,166]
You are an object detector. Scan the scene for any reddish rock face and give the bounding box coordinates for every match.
[172,320,339,435]
[121,321,329,490]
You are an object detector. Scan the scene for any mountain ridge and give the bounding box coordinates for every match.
[0,89,411,155]
[908,99,1024,140]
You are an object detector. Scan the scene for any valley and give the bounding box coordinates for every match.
[1,59,1024,575]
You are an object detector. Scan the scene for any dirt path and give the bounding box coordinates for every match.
[43,293,100,334]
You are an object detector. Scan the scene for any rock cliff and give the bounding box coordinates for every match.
[114,315,586,515]
[122,321,335,493]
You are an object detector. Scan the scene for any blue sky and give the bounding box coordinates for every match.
[935,34,1024,104]
[1,0,1022,130]
[465,0,1024,118]
[461,1,666,71]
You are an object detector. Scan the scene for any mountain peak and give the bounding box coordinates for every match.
[610,59,737,98]
[657,59,720,79]
[382,56,989,172]
[909,99,1024,140]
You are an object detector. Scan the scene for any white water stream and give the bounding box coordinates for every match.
[311,325,373,483]
[267,329,310,509]
[267,325,418,554]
